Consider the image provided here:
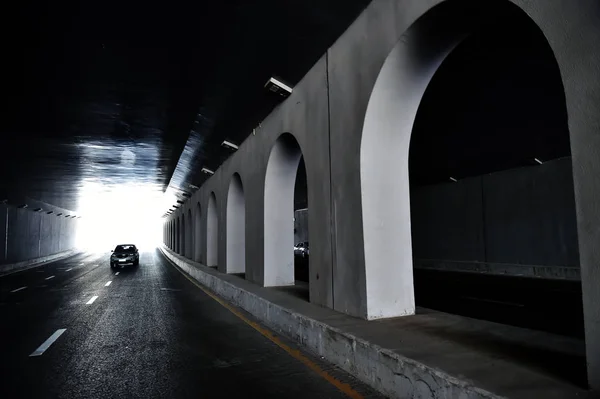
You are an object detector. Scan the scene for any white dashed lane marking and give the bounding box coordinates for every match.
[29,329,67,357]
[44,276,55,280]
[10,286,27,293]
[86,296,98,305]
[105,281,112,287]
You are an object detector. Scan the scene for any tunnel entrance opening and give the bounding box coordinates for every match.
[361,0,585,387]
[207,192,218,267]
[226,173,246,277]
[264,133,309,300]
[194,202,202,263]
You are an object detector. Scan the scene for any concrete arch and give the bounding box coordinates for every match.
[226,173,245,274]
[194,202,202,262]
[359,0,568,320]
[264,133,304,287]
[186,209,192,259]
[207,192,218,267]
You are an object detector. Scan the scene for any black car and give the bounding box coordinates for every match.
[110,244,139,268]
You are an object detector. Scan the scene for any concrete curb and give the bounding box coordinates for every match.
[0,249,79,277]
[160,246,505,399]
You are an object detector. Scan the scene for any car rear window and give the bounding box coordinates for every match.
[115,245,136,252]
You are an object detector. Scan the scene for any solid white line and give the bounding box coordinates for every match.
[45,275,55,280]
[65,268,72,272]
[10,286,27,293]
[105,281,112,287]
[115,272,120,276]
[29,329,67,357]
[86,295,98,305]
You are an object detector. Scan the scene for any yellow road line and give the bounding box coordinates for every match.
[165,255,364,399]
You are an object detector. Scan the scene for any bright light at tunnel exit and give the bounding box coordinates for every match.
[75,182,164,252]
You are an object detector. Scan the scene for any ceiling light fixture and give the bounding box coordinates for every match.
[56,213,63,216]
[264,77,293,97]
[534,158,543,165]
[46,211,54,215]
[176,200,184,204]
[221,140,239,150]
[201,167,214,175]
[33,208,42,212]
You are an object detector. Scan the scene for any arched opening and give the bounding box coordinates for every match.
[206,192,218,267]
[179,216,184,255]
[186,209,192,259]
[194,202,202,262]
[409,2,580,340]
[361,0,585,387]
[226,173,246,275]
[264,133,307,289]
[360,0,578,322]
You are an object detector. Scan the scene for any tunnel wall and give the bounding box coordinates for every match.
[0,204,78,270]
[163,0,600,317]
[410,157,580,274]
[164,0,600,386]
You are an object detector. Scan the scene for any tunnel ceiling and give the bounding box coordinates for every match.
[1,0,572,216]
[1,0,371,214]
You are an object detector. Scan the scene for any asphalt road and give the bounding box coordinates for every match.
[0,250,382,399]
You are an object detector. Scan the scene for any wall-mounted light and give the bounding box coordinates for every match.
[201,167,214,175]
[449,177,457,182]
[221,140,239,150]
[264,77,293,97]
[534,158,543,165]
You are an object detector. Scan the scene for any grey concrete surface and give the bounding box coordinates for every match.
[163,0,600,388]
[410,158,579,274]
[161,245,596,399]
[0,249,382,399]
[0,204,78,269]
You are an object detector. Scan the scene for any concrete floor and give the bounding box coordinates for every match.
[0,251,383,398]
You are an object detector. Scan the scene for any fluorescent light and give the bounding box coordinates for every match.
[267,77,292,93]
[534,158,543,164]
[449,177,457,182]
[221,140,239,150]
[201,167,215,175]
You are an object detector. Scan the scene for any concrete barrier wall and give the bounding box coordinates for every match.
[160,246,501,399]
[0,204,79,269]
[410,158,579,276]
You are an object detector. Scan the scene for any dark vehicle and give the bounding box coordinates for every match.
[110,244,139,268]
[294,241,309,258]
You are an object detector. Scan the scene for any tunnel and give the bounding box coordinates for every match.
[2,0,600,397]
